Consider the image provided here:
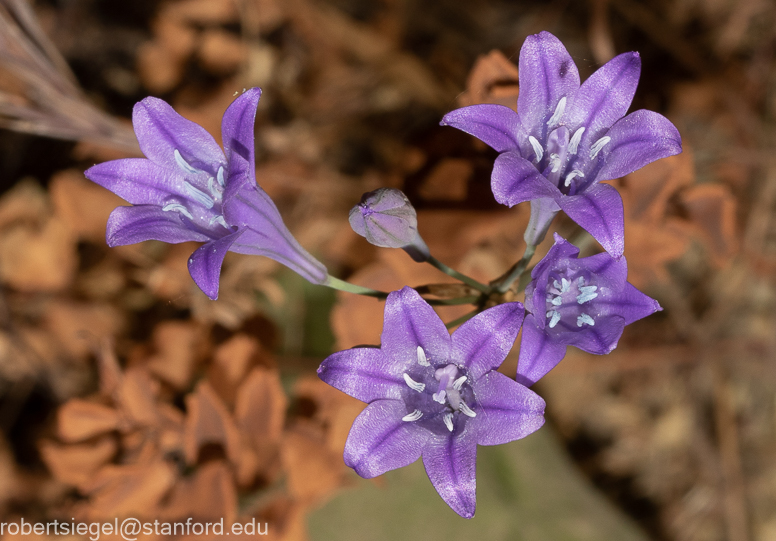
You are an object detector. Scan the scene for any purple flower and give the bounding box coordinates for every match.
[441,31,682,257]
[348,188,430,262]
[85,88,327,299]
[318,286,545,518]
[517,234,661,386]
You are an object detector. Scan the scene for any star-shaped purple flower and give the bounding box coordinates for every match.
[85,88,327,299]
[441,31,682,257]
[517,234,661,386]
[318,286,545,518]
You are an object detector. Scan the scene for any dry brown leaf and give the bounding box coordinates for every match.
[0,217,77,292]
[679,183,738,265]
[116,368,161,428]
[147,321,200,390]
[280,426,344,502]
[57,399,120,443]
[293,377,363,455]
[44,301,123,359]
[458,49,520,108]
[199,29,248,74]
[163,0,239,25]
[417,158,471,201]
[184,381,242,466]
[82,460,177,518]
[213,334,261,389]
[160,460,237,523]
[49,170,124,242]
[0,179,48,230]
[136,41,186,94]
[153,14,197,60]
[40,436,117,489]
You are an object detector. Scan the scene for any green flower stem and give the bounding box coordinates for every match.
[493,244,537,294]
[426,256,491,294]
[324,276,388,298]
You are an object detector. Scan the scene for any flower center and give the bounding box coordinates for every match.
[544,273,599,330]
[161,149,229,229]
[400,348,476,434]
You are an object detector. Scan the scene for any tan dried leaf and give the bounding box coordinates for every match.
[214,334,261,388]
[160,460,237,523]
[293,377,363,455]
[184,381,242,466]
[199,29,248,74]
[44,301,123,359]
[280,426,344,502]
[0,179,48,230]
[458,49,520,108]
[680,183,738,265]
[49,170,124,242]
[147,321,200,390]
[40,436,116,489]
[57,399,120,443]
[136,42,185,94]
[418,158,471,201]
[235,367,287,462]
[116,368,161,428]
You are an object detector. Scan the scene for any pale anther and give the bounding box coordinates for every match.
[528,136,544,162]
[561,278,570,292]
[162,203,193,220]
[416,346,430,366]
[452,376,467,391]
[403,373,425,393]
[589,136,611,159]
[402,410,423,422]
[174,149,201,174]
[209,215,229,228]
[184,183,215,209]
[432,390,447,404]
[549,153,561,173]
[548,311,561,328]
[207,177,222,200]
[577,313,595,327]
[568,127,585,154]
[553,279,561,290]
[459,402,477,418]
[443,413,454,432]
[217,166,225,187]
[547,97,566,127]
[551,296,562,306]
[564,170,584,187]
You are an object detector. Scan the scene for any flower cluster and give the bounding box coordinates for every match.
[85,30,678,521]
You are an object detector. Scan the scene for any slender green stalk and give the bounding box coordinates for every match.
[426,256,491,294]
[445,308,480,329]
[323,275,388,298]
[493,244,536,294]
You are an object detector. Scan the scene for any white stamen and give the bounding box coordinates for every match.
[578,276,585,285]
[209,215,229,228]
[589,136,611,159]
[207,177,222,200]
[547,97,566,127]
[549,153,561,173]
[568,127,585,154]
[452,376,467,391]
[561,278,570,292]
[528,136,544,162]
[217,166,225,187]
[417,346,430,366]
[443,413,454,432]
[576,285,598,304]
[551,296,562,306]
[459,402,477,418]
[564,169,585,187]
[553,279,561,290]
[403,373,425,393]
[174,149,201,174]
[432,390,447,404]
[184,183,215,209]
[162,203,193,220]
[402,409,423,422]
[548,311,561,328]
[577,313,595,327]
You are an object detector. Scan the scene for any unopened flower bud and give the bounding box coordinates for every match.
[349,188,430,262]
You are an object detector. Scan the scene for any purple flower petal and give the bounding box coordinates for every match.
[516,314,568,386]
[380,287,451,369]
[85,159,188,206]
[105,205,211,247]
[222,88,261,187]
[451,302,524,380]
[596,110,683,181]
[133,97,225,176]
[472,371,545,445]
[422,433,477,518]
[491,151,560,207]
[566,52,641,156]
[187,229,243,300]
[223,180,328,283]
[553,314,626,355]
[517,31,580,141]
[344,399,430,478]
[599,282,663,325]
[440,104,524,153]
[560,182,624,258]
[317,347,406,402]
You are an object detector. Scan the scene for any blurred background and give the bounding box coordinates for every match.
[0,0,772,539]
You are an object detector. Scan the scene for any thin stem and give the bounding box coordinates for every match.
[493,244,536,294]
[445,308,480,329]
[323,275,388,298]
[427,295,481,306]
[426,256,490,294]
